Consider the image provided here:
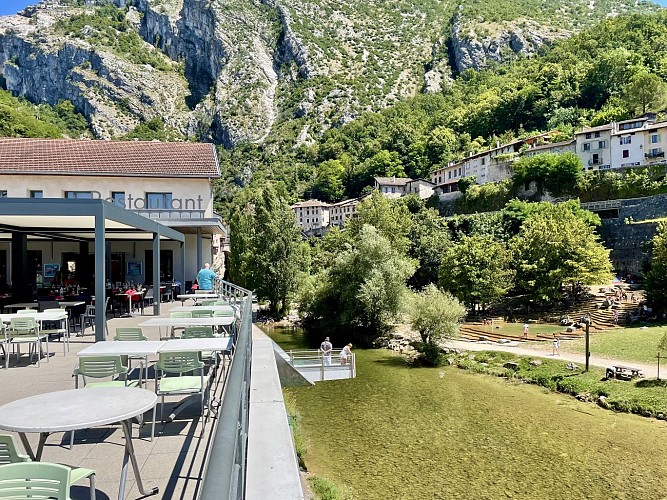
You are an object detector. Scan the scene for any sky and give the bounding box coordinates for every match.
[0,1,37,16]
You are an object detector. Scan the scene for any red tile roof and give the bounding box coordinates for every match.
[0,138,220,178]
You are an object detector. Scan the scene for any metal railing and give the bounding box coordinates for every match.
[133,208,207,220]
[199,278,252,500]
[285,349,356,381]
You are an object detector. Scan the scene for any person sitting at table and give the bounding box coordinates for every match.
[196,263,217,291]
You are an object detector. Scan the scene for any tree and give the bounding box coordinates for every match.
[347,191,412,253]
[407,285,466,366]
[511,153,582,197]
[229,186,307,316]
[439,235,514,309]
[646,221,667,314]
[302,225,415,346]
[657,332,667,380]
[509,203,613,304]
[622,69,667,115]
[312,159,345,202]
[407,207,451,289]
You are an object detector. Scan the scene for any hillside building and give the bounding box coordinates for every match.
[291,199,330,232]
[330,198,361,227]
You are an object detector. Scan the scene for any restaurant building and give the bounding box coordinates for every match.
[0,138,225,292]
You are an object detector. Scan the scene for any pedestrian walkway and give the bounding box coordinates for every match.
[445,339,658,378]
[273,343,356,383]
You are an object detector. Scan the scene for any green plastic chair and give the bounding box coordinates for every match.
[213,309,234,317]
[155,351,210,437]
[191,309,213,318]
[41,309,70,356]
[199,299,217,306]
[0,434,96,499]
[169,311,192,339]
[16,309,38,315]
[114,327,148,341]
[214,300,230,306]
[0,324,8,370]
[0,461,97,500]
[73,356,138,389]
[113,328,149,382]
[8,317,48,367]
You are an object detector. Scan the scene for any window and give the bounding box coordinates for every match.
[391,187,396,193]
[594,131,601,138]
[583,143,591,152]
[111,191,125,207]
[623,150,630,158]
[146,192,172,209]
[620,136,631,145]
[481,158,486,165]
[448,171,452,179]
[598,141,607,149]
[458,168,462,176]
[65,191,93,199]
[651,134,660,144]
[585,133,592,139]
[29,190,42,198]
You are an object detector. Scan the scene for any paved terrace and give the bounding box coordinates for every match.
[0,306,280,500]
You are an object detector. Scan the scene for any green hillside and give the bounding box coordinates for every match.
[216,11,667,213]
[0,89,89,139]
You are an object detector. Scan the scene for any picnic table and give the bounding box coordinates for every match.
[605,365,644,381]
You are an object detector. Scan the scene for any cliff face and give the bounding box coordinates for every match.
[0,0,660,144]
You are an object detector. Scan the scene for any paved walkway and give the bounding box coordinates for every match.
[445,339,659,378]
[0,310,224,500]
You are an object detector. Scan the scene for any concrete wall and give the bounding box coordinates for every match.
[595,194,667,276]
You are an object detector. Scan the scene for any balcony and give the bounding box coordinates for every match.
[645,151,665,159]
[133,209,207,220]
[588,159,603,166]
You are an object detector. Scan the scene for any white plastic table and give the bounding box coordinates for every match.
[159,337,233,353]
[176,293,219,305]
[169,305,235,314]
[77,340,166,357]
[0,387,159,500]
[3,303,38,312]
[57,301,85,308]
[138,317,235,328]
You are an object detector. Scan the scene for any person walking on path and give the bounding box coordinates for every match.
[320,337,333,366]
[552,334,560,356]
[613,309,619,325]
[340,343,353,365]
[523,323,529,340]
[196,263,217,291]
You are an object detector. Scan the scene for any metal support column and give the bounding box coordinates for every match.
[94,212,106,342]
[152,232,161,316]
[11,232,29,301]
[196,228,203,272]
[179,241,185,290]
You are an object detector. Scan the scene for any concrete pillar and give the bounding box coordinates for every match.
[11,232,29,301]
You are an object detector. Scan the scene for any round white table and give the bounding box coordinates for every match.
[0,387,159,500]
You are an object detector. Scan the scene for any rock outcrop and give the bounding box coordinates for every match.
[450,14,570,74]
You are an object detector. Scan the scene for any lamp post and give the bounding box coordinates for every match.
[584,313,591,372]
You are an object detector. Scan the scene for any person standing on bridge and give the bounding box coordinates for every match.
[340,343,353,365]
[196,263,217,291]
[320,337,332,366]
[523,323,529,340]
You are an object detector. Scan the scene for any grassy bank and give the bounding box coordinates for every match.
[269,328,667,499]
[456,350,667,418]
[528,324,667,364]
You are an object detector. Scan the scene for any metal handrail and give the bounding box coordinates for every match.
[199,278,253,500]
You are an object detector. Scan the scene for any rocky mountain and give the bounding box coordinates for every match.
[0,0,660,145]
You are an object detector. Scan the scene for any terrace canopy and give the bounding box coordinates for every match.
[0,199,185,341]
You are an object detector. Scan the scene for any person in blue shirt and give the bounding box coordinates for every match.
[196,263,217,290]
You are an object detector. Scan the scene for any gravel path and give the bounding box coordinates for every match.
[444,338,659,378]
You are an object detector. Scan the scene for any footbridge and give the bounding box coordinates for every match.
[273,343,357,384]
